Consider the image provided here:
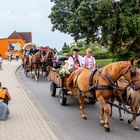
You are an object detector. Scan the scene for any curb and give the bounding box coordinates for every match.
[15,64,58,140]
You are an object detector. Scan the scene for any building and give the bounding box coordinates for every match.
[0,31,32,58]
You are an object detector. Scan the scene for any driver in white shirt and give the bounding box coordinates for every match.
[68,48,83,72]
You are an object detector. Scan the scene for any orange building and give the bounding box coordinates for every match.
[0,31,32,58]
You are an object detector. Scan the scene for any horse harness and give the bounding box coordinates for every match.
[89,69,114,92]
[89,63,139,92]
[73,65,139,97]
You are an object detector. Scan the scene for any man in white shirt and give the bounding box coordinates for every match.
[68,48,83,72]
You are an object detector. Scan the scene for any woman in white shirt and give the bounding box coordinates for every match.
[83,48,96,71]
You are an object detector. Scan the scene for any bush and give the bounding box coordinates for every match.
[94,53,112,59]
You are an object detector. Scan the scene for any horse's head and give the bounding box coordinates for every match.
[123,60,139,83]
[48,49,55,58]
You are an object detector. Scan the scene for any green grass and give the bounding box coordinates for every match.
[96,58,113,67]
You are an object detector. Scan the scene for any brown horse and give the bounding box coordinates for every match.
[66,60,139,132]
[42,48,55,77]
[28,50,44,81]
[109,78,140,131]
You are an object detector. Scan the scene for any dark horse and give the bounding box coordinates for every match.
[42,48,55,77]
[66,60,139,132]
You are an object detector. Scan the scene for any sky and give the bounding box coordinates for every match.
[0,0,74,51]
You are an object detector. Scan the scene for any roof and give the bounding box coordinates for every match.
[8,31,32,43]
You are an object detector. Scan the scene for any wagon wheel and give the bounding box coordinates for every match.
[59,89,67,105]
[50,82,57,97]
[88,97,96,104]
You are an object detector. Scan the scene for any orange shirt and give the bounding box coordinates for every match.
[0,89,6,99]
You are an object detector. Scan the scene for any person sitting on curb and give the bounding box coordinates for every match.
[0,82,11,120]
[68,48,83,73]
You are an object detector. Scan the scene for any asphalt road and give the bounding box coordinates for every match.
[16,66,140,140]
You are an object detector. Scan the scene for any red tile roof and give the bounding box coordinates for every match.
[8,31,32,43]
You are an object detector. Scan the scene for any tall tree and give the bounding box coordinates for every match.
[62,42,69,53]
[49,0,140,59]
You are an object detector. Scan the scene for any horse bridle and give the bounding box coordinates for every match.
[123,65,138,83]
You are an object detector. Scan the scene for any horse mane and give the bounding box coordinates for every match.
[102,61,130,75]
[103,61,128,70]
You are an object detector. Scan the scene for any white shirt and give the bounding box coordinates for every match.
[83,55,96,70]
[68,55,83,70]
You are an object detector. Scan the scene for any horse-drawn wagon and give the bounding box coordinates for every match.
[22,48,56,81]
[49,60,140,132]
[48,68,96,105]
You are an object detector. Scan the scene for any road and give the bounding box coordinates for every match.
[16,66,140,140]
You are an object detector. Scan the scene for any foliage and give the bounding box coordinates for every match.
[61,40,111,58]
[96,58,113,67]
[62,42,70,53]
[49,0,140,60]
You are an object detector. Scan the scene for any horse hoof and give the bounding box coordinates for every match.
[82,115,87,120]
[104,127,110,132]
[128,119,131,124]
[134,127,139,131]
[119,118,124,121]
[83,117,87,120]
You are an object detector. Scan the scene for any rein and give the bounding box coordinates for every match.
[108,101,140,116]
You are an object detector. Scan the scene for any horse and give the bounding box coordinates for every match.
[42,48,55,77]
[28,50,44,81]
[66,60,139,132]
[109,78,140,131]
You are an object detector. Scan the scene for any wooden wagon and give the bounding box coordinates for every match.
[48,69,96,105]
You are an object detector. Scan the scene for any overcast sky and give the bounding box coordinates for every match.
[0,0,74,51]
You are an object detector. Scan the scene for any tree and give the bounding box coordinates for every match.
[62,42,69,53]
[49,0,140,60]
